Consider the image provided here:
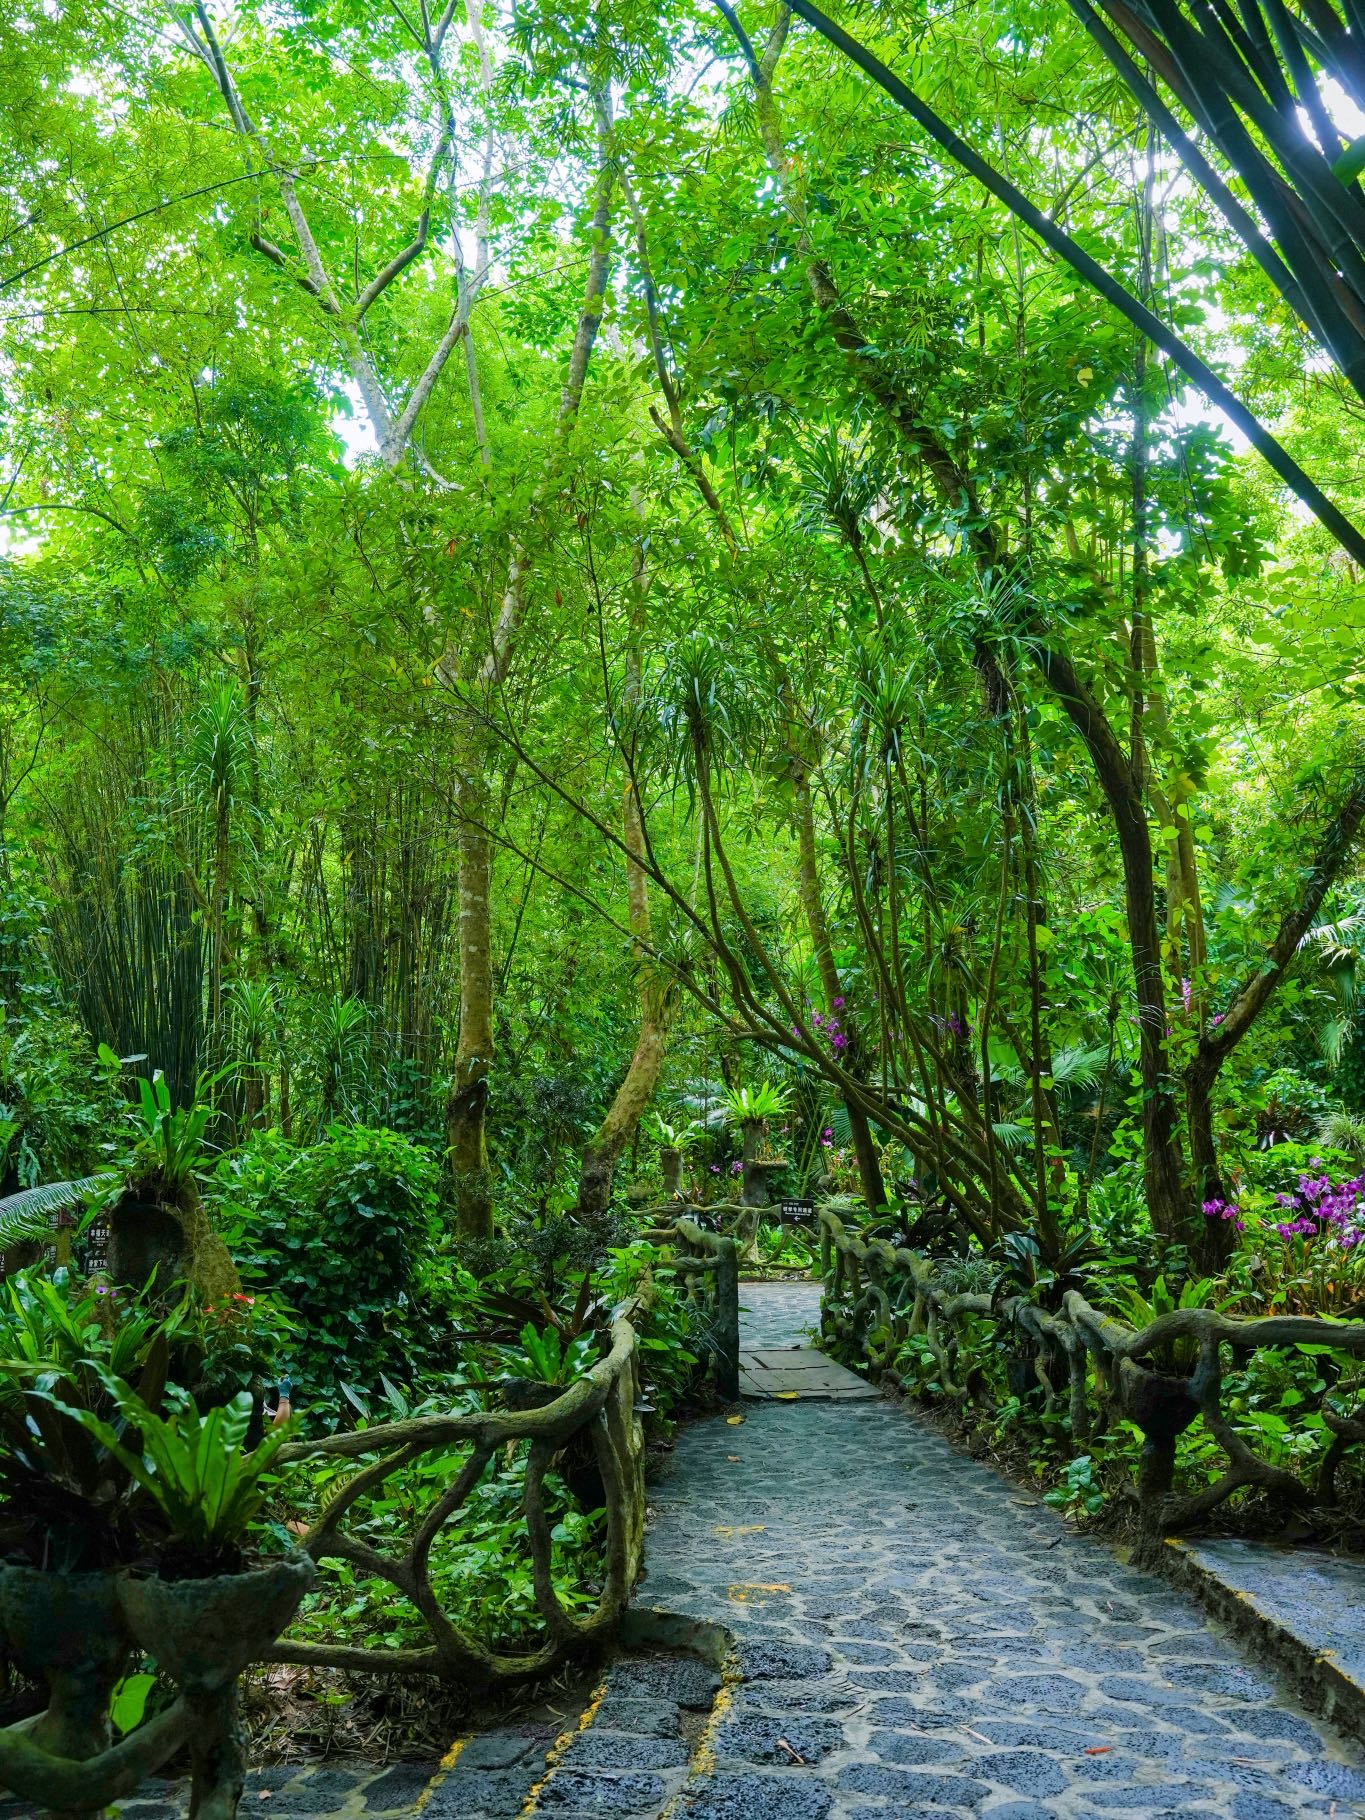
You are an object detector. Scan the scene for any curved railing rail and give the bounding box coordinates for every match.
[642,1196,815,1271]
[819,1207,1365,1535]
[649,1218,740,1401]
[267,1310,647,1683]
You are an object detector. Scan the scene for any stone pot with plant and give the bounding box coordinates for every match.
[649,1114,704,1201]
[103,1061,240,1305]
[0,1054,240,1307]
[0,1302,308,1820]
[721,1083,792,1211]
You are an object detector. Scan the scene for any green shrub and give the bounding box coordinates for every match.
[212,1123,446,1421]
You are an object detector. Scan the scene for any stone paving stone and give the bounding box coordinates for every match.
[1182,1537,1365,1695]
[604,1651,720,1707]
[681,1768,833,1818]
[567,1730,690,1770]
[590,1694,682,1737]
[534,1768,672,1810]
[424,1766,544,1816]
[711,1712,843,1764]
[360,1760,439,1808]
[644,1294,1364,1819]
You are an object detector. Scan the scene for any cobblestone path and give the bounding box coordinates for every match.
[642,1280,1365,1819]
[737,1278,823,1347]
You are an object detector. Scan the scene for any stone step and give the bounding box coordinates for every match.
[1165,1536,1365,1745]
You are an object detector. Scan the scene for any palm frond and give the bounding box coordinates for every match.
[0,1175,117,1251]
[1047,1045,1113,1092]
[991,1120,1033,1153]
[1299,912,1365,957]
[1319,1014,1351,1069]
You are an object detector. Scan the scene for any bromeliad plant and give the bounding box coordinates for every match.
[649,1113,704,1152]
[0,1274,298,1572]
[722,1084,793,1209]
[51,1372,295,1576]
[498,1322,597,1388]
[721,1082,792,1132]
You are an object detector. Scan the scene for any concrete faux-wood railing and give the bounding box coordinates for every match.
[818,1206,1365,1536]
[648,1217,741,1402]
[268,1311,647,1684]
[643,1197,812,1272]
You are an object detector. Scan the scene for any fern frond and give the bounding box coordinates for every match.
[0,1176,117,1251]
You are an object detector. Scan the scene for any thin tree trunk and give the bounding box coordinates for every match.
[1032,642,1190,1241]
[577,486,673,1216]
[577,775,672,1216]
[792,758,886,1209]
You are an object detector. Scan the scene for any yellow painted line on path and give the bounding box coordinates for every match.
[413,1736,466,1813]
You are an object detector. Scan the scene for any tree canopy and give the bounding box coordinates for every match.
[4,0,1365,1275]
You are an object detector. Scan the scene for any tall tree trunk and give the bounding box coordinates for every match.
[1032,642,1190,1242]
[447,769,496,1237]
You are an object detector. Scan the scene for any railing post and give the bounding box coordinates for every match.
[713,1232,741,1402]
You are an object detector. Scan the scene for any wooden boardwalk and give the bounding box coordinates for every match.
[738,1342,879,1399]
[737,1279,876,1399]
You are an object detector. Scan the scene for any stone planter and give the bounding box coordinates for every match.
[660,1145,684,1198]
[118,1554,314,1693]
[119,1555,313,1820]
[0,1566,130,1761]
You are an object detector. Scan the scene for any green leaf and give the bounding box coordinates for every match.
[110,1673,157,1736]
[1334,134,1365,184]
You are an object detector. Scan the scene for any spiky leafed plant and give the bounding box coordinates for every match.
[792,420,885,548]
[226,976,276,1133]
[56,1063,242,1303]
[313,993,371,1127]
[792,420,887,627]
[636,624,773,811]
[1319,1108,1365,1166]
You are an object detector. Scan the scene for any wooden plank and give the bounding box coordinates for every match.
[737,1346,878,1400]
[743,1348,832,1372]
